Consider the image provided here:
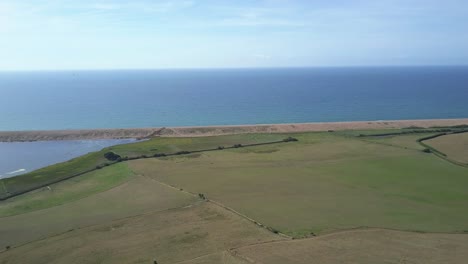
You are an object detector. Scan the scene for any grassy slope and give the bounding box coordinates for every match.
[0,151,107,198]
[0,168,196,249]
[0,163,132,217]
[129,132,468,237]
[425,132,468,164]
[0,134,286,198]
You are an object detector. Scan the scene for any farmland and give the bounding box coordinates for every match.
[1,128,467,263]
[129,132,468,237]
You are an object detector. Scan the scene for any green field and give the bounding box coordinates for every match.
[1,128,468,263]
[0,163,133,217]
[130,132,468,237]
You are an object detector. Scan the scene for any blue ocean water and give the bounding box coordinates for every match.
[0,67,467,131]
[0,139,136,179]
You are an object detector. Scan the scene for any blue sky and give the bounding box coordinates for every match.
[1,0,468,70]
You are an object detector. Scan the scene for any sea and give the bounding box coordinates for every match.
[1,66,467,177]
[1,67,467,131]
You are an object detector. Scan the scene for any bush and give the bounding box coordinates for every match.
[175,151,191,155]
[233,144,243,148]
[198,193,206,200]
[283,137,298,142]
[104,151,121,161]
[452,124,468,129]
[218,146,225,150]
[422,148,432,153]
[153,153,167,157]
[268,227,279,234]
[403,126,425,129]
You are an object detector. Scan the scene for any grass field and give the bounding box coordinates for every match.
[1,129,468,263]
[0,202,278,264]
[0,168,196,249]
[129,132,468,237]
[233,228,468,264]
[0,163,133,217]
[425,132,468,164]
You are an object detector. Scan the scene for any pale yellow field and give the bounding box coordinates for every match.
[426,133,468,164]
[234,229,468,264]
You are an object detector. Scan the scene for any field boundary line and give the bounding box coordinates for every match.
[227,250,260,264]
[354,136,425,151]
[170,252,220,264]
[350,128,468,168]
[418,132,468,168]
[139,174,293,240]
[207,199,292,239]
[229,226,468,253]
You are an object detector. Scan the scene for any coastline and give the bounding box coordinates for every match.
[1,118,467,142]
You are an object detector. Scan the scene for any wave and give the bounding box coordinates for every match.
[6,168,27,175]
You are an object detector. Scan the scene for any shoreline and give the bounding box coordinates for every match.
[1,118,467,142]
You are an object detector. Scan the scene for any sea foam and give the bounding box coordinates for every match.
[6,169,27,175]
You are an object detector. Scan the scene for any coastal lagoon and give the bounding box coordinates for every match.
[0,139,136,179]
[1,67,467,131]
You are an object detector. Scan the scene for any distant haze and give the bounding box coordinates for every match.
[1,0,468,70]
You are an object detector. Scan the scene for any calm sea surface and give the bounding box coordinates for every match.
[1,67,467,131]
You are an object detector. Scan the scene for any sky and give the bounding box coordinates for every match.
[1,0,468,70]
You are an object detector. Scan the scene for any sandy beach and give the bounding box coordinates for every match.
[0,118,467,142]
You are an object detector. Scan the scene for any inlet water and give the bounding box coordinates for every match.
[0,139,136,178]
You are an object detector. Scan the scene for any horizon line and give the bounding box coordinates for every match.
[1,64,468,73]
